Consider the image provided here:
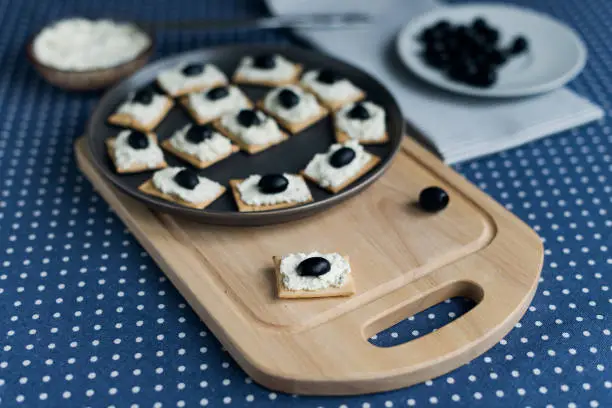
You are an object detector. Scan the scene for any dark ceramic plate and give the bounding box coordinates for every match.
[87,45,403,226]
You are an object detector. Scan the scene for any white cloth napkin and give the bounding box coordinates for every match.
[265,0,604,163]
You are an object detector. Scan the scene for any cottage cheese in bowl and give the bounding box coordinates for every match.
[32,18,151,72]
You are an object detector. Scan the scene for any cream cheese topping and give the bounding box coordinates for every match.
[303,140,372,188]
[219,111,284,146]
[263,85,322,123]
[300,70,363,104]
[336,101,386,141]
[280,252,350,291]
[32,18,150,71]
[235,55,298,82]
[187,86,250,122]
[113,130,164,170]
[115,93,169,127]
[169,124,233,163]
[152,167,223,204]
[157,64,228,95]
[236,174,311,206]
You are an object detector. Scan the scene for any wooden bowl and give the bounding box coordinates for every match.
[26,27,155,92]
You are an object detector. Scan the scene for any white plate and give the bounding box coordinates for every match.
[396,3,587,98]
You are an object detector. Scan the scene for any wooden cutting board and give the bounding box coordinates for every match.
[75,136,543,395]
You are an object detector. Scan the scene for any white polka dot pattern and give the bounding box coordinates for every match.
[0,0,609,407]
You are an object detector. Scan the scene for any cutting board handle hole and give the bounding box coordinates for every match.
[365,281,482,348]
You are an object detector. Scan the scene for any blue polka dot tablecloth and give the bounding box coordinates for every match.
[0,0,610,407]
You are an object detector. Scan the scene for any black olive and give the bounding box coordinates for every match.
[419,186,449,212]
[257,174,289,194]
[236,109,261,128]
[423,49,451,70]
[317,69,340,84]
[329,146,356,168]
[181,64,205,76]
[455,26,473,42]
[419,27,435,43]
[185,124,214,144]
[347,103,370,120]
[430,40,448,55]
[471,17,489,33]
[433,20,452,33]
[471,69,497,88]
[173,169,200,190]
[206,86,229,101]
[487,49,507,66]
[448,63,469,82]
[420,26,446,44]
[473,53,494,69]
[481,27,499,45]
[418,19,509,88]
[127,131,149,150]
[510,36,528,54]
[297,257,331,277]
[132,88,154,105]
[252,54,276,69]
[277,89,300,109]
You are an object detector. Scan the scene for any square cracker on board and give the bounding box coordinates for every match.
[272,255,355,299]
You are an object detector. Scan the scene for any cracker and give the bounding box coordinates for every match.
[229,178,313,212]
[107,98,174,132]
[300,83,365,111]
[301,154,381,194]
[138,179,226,210]
[179,95,253,125]
[157,79,228,98]
[161,139,239,169]
[335,129,390,145]
[212,119,289,155]
[232,64,303,87]
[256,100,328,134]
[273,256,355,299]
[105,134,168,174]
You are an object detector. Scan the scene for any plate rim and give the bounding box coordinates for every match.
[86,43,404,225]
[395,3,588,98]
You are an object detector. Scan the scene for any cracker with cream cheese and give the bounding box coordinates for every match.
[105,133,167,174]
[272,255,355,299]
[335,128,390,145]
[179,86,253,125]
[107,97,174,132]
[212,118,289,155]
[138,179,225,210]
[229,176,313,212]
[256,99,328,134]
[161,139,239,169]
[232,54,303,87]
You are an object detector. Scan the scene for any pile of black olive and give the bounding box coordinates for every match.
[418,17,528,88]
